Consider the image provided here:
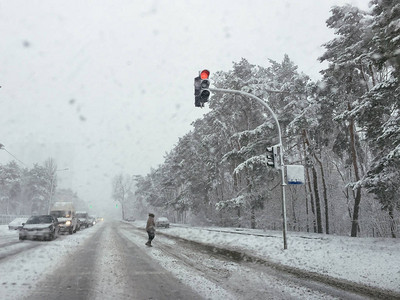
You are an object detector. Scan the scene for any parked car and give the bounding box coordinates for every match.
[50,202,78,234]
[156,217,170,228]
[76,218,81,231]
[19,215,59,241]
[76,211,90,228]
[8,217,29,230]
[88,215,96,226]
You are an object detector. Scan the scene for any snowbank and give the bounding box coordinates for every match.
[132,221,400,294]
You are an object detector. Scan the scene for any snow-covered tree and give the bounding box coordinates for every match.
[359,0,400,237]
[112,174,134,220]
[319,4,372,237]
[25,164,50,214]
[0,161,22,214]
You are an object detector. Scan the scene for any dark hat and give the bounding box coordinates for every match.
[149,213,155,217]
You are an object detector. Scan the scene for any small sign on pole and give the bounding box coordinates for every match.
[286,165,305,185]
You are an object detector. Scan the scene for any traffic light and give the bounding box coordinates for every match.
[194,76,202,107]
[266,145,279,169]
[194,69,211,107]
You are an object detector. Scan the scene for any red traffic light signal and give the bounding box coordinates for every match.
[194,69,211,107]
[200,69,210,80]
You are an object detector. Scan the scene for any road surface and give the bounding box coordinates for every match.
[0,221,376,299]
[27,222,201,300]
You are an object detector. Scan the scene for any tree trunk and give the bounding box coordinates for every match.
[306,168,317,233]
[311,166,323,233]
[290,189,297,231]
[302,130,318,233]
[388,205,397,238]
[234,170,242,228]
[121,202,125,220]
[247,173,256,229]
[305,185,310,232]
[237,207,241,228]
[314,155,329,234]
[299,140,310,232]
[251,204,256,229]
[348,103,362,237]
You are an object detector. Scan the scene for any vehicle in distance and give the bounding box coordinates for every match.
[50,202,78,234]
[88,215,96,226]
[156,217,170,228]
[19,215,59,241]
[76,218,81,231]
[8,217,29,230]
[76,211,90,228]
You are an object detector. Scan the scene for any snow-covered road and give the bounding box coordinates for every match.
[118,223,345,299]
[1,221,399,299]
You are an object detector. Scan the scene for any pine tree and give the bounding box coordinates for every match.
[319,4,371,237]
[360,0,400,237]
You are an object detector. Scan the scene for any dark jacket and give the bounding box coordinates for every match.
[146,216,155,233]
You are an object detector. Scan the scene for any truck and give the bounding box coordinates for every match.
[50,202,78,234]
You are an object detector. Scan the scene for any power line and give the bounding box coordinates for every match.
[0,143,27,167]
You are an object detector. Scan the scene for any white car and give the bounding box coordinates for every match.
[156,217,170,228]
[19,215,59,241]
[8,217,29,230]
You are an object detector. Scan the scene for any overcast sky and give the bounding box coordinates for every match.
[0,0,370,216]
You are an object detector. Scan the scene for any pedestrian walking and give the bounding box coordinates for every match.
[145,213,156,247]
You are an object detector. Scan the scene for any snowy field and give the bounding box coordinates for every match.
[131,220,400,294]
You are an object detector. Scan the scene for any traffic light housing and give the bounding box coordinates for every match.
[194,76,202,107]
[266,145,279,169]
[194,69,211,107]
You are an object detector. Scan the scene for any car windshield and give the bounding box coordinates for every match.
[26,216,52,224]
[1,1,399,299]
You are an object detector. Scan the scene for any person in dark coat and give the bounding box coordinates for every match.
[145,213,156,246]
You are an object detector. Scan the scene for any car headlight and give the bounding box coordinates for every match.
[66,220,71,226]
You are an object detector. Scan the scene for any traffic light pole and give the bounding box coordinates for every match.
[209,87,288,250]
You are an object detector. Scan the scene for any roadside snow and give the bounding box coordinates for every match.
[132,221,400,293]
